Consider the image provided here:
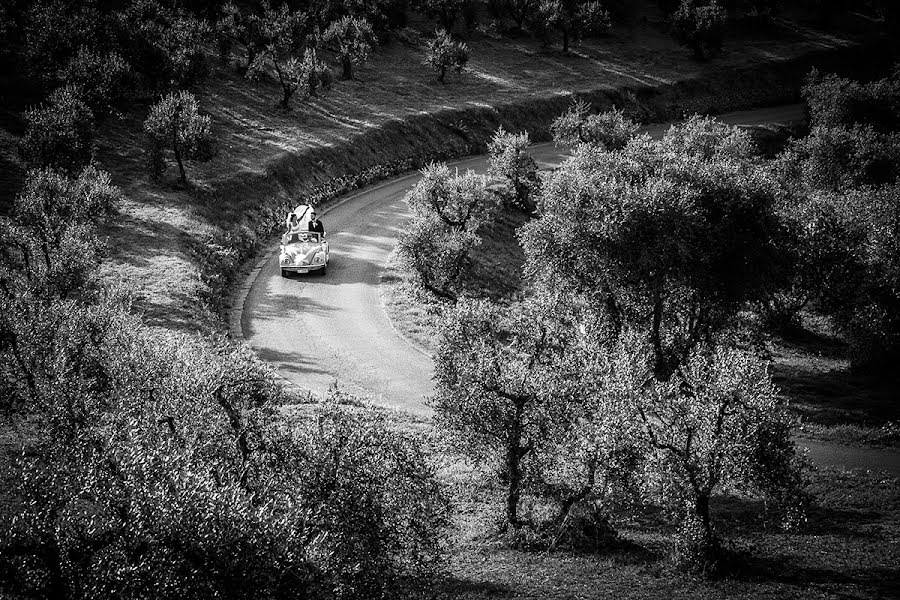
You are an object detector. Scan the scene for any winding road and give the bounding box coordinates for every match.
[238,103,900,475]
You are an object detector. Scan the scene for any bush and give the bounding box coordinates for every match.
[424,29,469,83]
[19,86,95,173]
[487,127,540,210]
[550,100,640,150]
[144,90,214,183]
[322,16,376,80]
[670,0,727,60]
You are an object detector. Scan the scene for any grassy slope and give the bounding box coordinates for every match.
[0,8,882,332]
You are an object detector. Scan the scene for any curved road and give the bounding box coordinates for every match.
[239,103,900,475]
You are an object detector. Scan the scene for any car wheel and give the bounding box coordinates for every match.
[281,269,288,278]
[320,265,327,276]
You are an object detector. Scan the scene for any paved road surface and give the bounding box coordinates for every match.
[240,103,900,474]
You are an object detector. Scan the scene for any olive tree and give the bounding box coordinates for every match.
[117,0,211,92]
[247,3,332,107]
[487,127,540,210]
[415,0,468,31]
[19,86,95,174]
[424,29,469,83]
[57,46,132,120]
[670,0,727,60]
[633,345,807,571]
[321,16,375,80]
[432,296,582,527]
[397,164,498,298]
[521,119,785,378]
[144,90,213,183]
[550,100,640,150]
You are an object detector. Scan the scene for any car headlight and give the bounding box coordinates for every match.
[313,253,324,264]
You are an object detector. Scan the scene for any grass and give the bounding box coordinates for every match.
[424,424,900,600]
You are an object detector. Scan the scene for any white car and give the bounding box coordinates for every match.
[280,230,328,276]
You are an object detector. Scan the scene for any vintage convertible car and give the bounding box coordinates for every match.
[280,230,328,276]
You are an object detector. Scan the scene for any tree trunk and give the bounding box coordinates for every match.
[506,444,522,526]
[695,492,713,543]
[342,56,353,80]
[562,28,570,53]
[172,126,186,183]
[438,65,446,83]
[651,286,666,378]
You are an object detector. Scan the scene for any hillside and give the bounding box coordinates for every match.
[1,6,888,332]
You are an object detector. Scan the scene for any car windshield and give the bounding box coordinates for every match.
[288,232,320,244]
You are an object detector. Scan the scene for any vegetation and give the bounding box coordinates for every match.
[424,29,470,83]
[396,163,499,298]
[322,16,376,81]
[0,165,449,599]
[487,127,540,210]
[550,99,640,150]
[19,86,95,173]
[144,90,214,183]
[670,0,728,60]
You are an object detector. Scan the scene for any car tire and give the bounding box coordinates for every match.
[320,265,327,276]
[281,269,287,278]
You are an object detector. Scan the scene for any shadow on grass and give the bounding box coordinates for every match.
[732,552,900,599]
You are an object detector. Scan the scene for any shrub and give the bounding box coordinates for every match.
[424,29,469,83]
[550,100,640,150]
[144,90,214,183]
[19,86,95,173]
[58,46,133,121]
[322,16,376,80]
[670,0,727,60]
[487,127,540,210]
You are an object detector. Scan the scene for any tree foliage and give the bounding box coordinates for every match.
[521,117,782,377]
[424,29,469,83]
[117,0,211,92]
[19,86,95,174]
[246,3,332,107]
[144,90,214,183]
[0,167,449,599]
[415,0,469,32]
[670,0,727,60]
[631,344,807,571]
[487,127,540,210]
[432,296,583,526]
[396,163,498,297]
[57,46,133,121]
[321,16,376,80]
[550,100,640,150]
